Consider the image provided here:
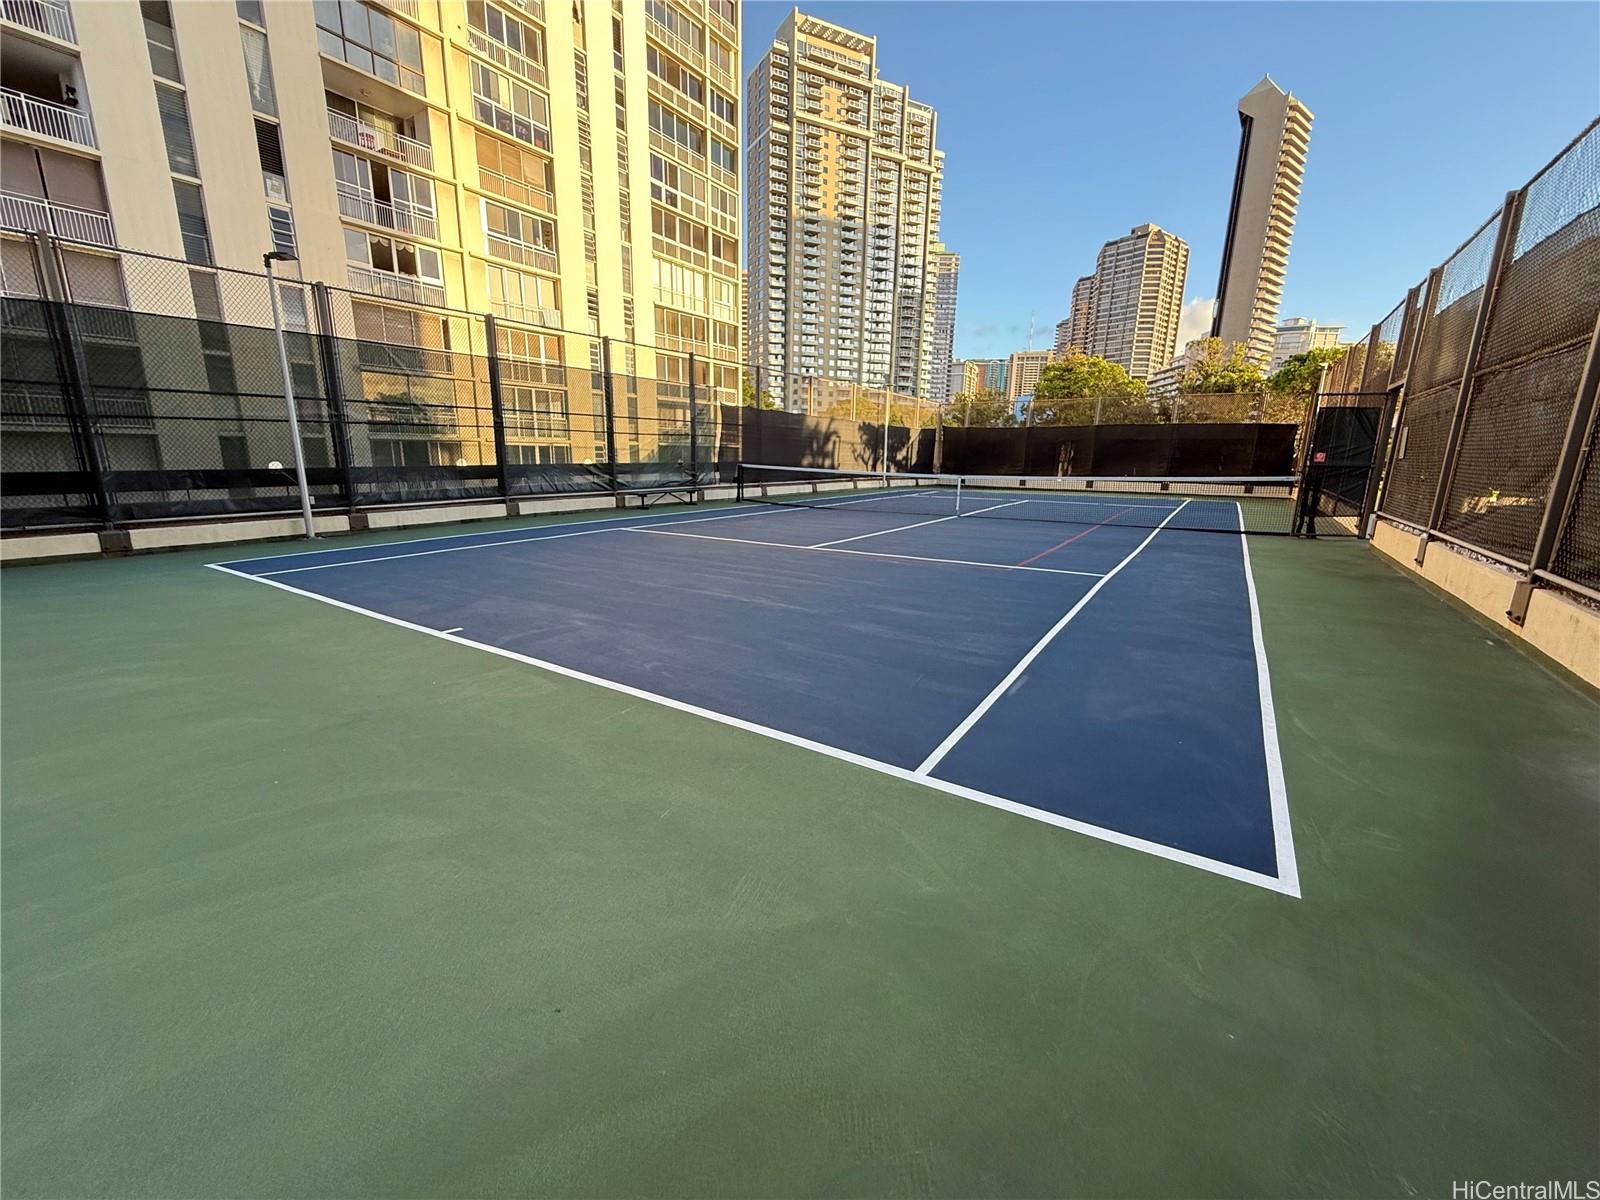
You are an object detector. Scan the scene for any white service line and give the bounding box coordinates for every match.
[808,500,1027,548]
[628,527,1105,578]
[205,559,1297,896]
[913,498,1193,776]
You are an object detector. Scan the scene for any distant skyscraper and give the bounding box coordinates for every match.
[967,358,1007,394]
[1053,318,1072,357]
[1085,224,1189,379]
[956,359,984,396]
[1006,349,1052,401]
[747,10,946,407]
[1268,317,1345,372]
[1211,76,1314,364]
[1068,274,1096,353]
[929,243,960,404]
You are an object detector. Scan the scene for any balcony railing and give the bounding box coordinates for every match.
[2,87,95,149]
[369,0,418,18]
[490,298,561,328]
[467,29,546,88]
[337,189,438,240]
[485,232,557,274]
[326,108,433,172]
[1,382,152,430]
[0,191,113,247]
[1,0,74,41]
[346,264,445,308]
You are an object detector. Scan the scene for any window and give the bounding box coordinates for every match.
[648,101,703,156]
[482,199,556,268]
[236,0,264,23]
[645,0,702,55]
[476,131,554,212]
[652,258,705,311]
[255,118,288,199]
[268,206,296,256]
[240,26,277,115]
[503,386,569,439]
[646,46,702,104]
[154,85,197,177]
[708,138,735,174]
[648,153,706,220]
[345,229,441,282]
[314,0,424,92]
[467,0,545,81]
[471,61,551,150]
[651,205,707,258]
[484,263,558,323]
[172,180,212,265]
[142,0,181,81]
[709,89,734,126]
[707,37,733,80]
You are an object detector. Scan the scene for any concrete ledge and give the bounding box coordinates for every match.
[0,531,103,563]
[127,514,352,551]
[1371,517,1600,688]
[362,502,509,530]
[508,494,617,518]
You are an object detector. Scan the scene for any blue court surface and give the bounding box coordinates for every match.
[213,488,1299,894]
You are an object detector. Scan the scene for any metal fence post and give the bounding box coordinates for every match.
[1508,312,1600,623]
[1419,189,1523,563]
[1375,273,1440,531]
[600,335,620,499]
[687,350,700,494]
[311,282,358,511]
[482,313,511,501]
[29,230,116,528]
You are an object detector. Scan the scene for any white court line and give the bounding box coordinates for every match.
[628,527,1106,578]
[809,500,1027,548]
[441,626,464,634]
[914,499,1193,777]
[243,501,866,577]
[1236,501,1301,897]
[205,560,1297,896]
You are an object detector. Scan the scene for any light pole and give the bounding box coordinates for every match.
[880,380,891,483]
[264,250,315,538]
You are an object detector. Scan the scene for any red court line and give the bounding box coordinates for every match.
[1014,507,1142,566]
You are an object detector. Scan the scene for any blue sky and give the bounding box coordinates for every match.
[740,2,1600,361]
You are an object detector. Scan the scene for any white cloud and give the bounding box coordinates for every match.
[1176,297,1216,353]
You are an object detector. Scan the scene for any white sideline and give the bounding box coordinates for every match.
[205,560,1299,896]
[627,527,1107,578]
[809,500,1028,548]
[914,499,1193,776]
[1236,501,1301,897]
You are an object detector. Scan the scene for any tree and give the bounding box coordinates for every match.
[1028,353,1148,425]
[1267,346,1346,397]
[941,388,1015,427]
[1177,338,1267,394]
[740,375,780,409]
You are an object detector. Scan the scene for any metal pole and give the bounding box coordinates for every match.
[310,282,358,512]
[265,255,315,538]
[483,313,511,500]
[881,384,890,481]
[1420,190,1522,562]
[600,336,620,499]
[688,350,700,495]
[1509,312,1600,623]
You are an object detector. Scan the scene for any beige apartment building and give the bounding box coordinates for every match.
[1064,273,1093,354]
[1211,75,1312,364]
[1081,223,1188,380]
[746,9,946,408]
[0,0,740,469]
[1005,348,1050,401]
[928,240,958,405]
[1268,315,1343,372]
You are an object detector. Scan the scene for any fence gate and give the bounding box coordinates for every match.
[1294,392,1388,536]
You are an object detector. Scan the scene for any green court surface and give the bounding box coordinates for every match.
[2,514,1596,1198]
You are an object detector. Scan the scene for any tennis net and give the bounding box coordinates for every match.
[735,463,1306,535]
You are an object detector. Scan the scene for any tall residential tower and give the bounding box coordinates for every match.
[1210,75,1313,364]
[746,9,945,407]
[928,241,959,404]
[1082,224,1189,380]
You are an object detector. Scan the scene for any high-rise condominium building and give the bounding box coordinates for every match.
[1268,316,1344,372]
[1052,318,1071,357]
[746,9,945,408]
[0,0,741,463]
[1083,224,1188,379]
[1066,273,1095,353]
[952,358,983,397]
[974,357,1007,394]
[1211,75,1313,364]
[1005,349,1051,401]
[928,241,959,404]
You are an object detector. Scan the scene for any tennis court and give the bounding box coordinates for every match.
[214,469,1299,892]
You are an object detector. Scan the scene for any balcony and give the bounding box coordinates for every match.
[370,0,419,18]
[467,28,546,88]
[0,190,111,246]
[2,86,93,148]
[485,231,557,274]
[2,0,73,42]
[327,108,433,171]
[347,263,445,307]
[490,298,560,327]
[337,189,437,240]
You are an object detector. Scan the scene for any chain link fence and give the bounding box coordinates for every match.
[1369,117,1600,609]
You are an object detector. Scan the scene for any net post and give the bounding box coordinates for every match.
[688,350,700,498]
[955,474,962,514]
[483,312,511,502]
